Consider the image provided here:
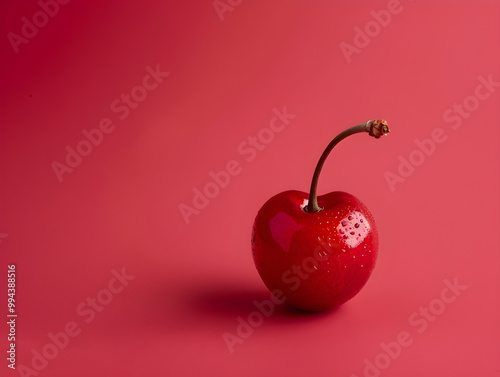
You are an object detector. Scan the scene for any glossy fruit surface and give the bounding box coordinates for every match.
[252,190,378,311]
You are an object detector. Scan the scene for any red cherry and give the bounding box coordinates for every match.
[252,120,390,311]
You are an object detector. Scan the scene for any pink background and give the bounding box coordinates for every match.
[1,1,499,376]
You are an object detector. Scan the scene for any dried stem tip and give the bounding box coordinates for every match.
[366,120,390,139]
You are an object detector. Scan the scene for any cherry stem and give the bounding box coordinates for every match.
[305,120,390,213]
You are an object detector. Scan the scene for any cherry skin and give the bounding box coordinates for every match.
[251,120,389,311]
[252,191,378,311]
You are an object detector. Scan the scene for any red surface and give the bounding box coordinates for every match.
[1,1,499,376]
